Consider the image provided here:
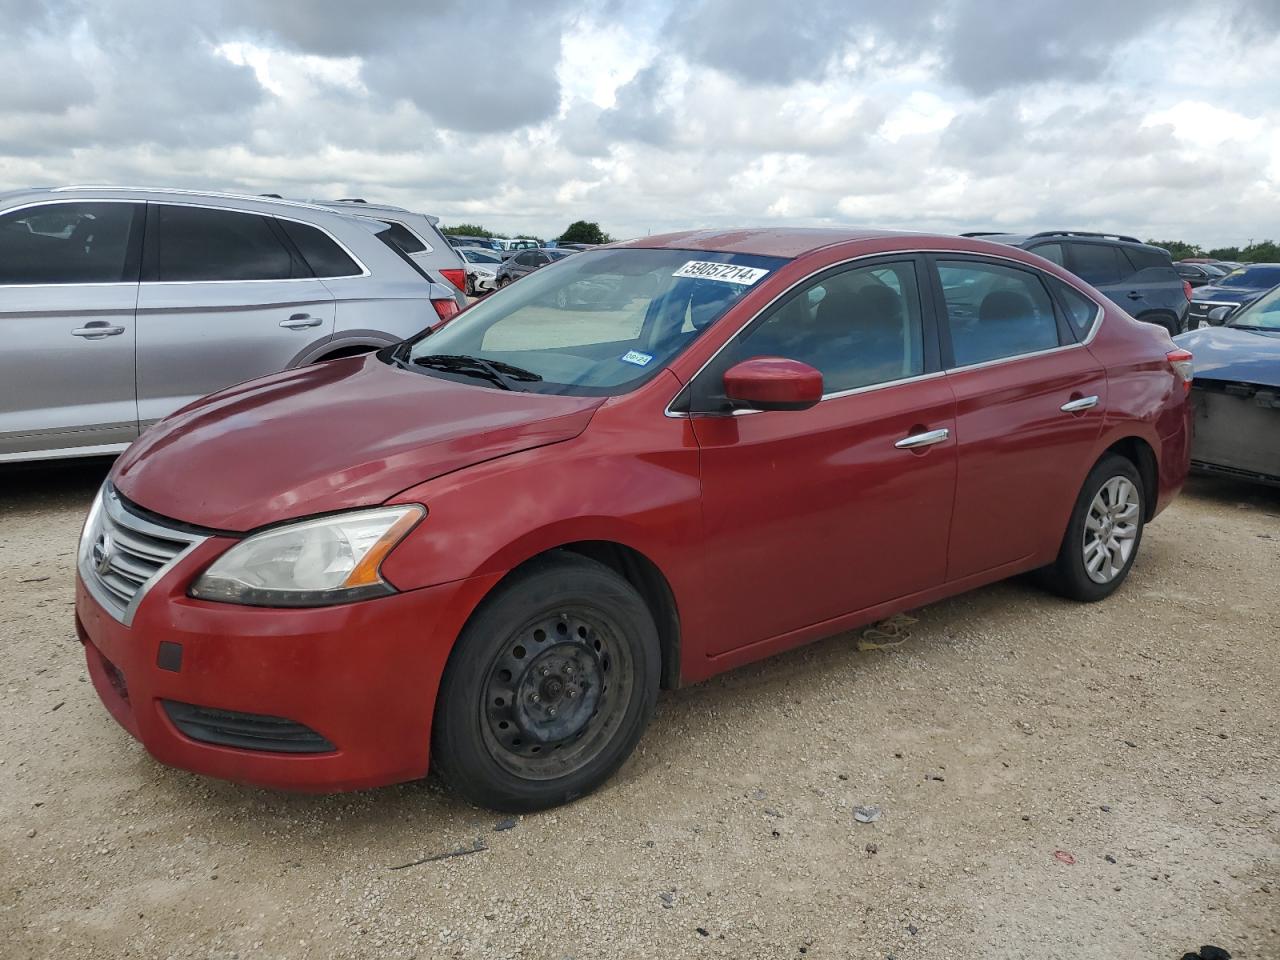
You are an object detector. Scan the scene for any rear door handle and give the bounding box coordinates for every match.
[1125,291,1143,300]
[279,314,322,329]
[895,427,950,450]
[1060,395,1099,413]
[71,323,125,338]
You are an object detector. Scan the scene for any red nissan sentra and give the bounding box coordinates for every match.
[75,229,1192,811]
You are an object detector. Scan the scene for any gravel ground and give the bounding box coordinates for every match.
[1,460,1277,960]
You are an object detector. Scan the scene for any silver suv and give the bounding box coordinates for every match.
[0,186,461,463]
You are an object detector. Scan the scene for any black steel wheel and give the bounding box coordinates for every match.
[432,552,660,811]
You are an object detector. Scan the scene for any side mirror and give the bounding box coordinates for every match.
[723,357,823,412]
[1208,306,1232,323]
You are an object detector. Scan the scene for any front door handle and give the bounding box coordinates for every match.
[1060,395,1099,413]
[895,427,950,450]
[71,322,125,339]
[1126,291,1143,301]
[280,314,322,329]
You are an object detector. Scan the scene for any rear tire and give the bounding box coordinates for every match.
[432,552,660,812]
[1039,454,1145,602]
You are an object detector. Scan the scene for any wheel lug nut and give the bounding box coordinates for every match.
[548,707,557,717]
[531,694,540,703]
[540,667,550,677]
[567,690,576,699]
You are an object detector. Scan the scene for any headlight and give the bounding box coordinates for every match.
[189,505,424,607]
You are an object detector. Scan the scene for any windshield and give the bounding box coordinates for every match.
[462,249,500,264]
[1219,265,1280,288]
[1228,285,1280,331]
[397,248,786,395]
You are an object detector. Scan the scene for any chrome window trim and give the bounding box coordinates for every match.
[146,201,371,282]
[664,247,1105,418]
[77,484,208,627]
[51,185,336,214]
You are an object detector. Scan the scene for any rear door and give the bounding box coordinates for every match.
[931,255,1107,580]
[134,203,337,429]
[0,200,143,459]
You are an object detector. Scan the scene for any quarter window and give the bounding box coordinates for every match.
[0,202,139,284]
[1067,243,1127,285]
[938,260,1061,366]
[1048,277,1100,340]
[1028,242,1065,267]
[155,205,294,282]
[728,260,926,394]
[278,219,361,278]
[374,220,428,255]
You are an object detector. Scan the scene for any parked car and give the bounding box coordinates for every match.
[75,228,1191,811]
[457,246,502,295]
[495,246,575,286]
[1176,262,1229,288]
[1175,287,1280,486]
[0,186,460,463]
[963,231,1190,335]
[317,199,467,303]
[1186,263,1280,329]
[499,238,539,252]
[446,234,503,252]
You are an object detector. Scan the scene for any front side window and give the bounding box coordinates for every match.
[723,260,926,394]
[938,259,1061,366]
[0,202,139,284]
[1068,243,1126,285]
[397,248,785,395]
[156,205,294,282]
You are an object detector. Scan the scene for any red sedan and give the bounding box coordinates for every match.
[75,229,1192,811]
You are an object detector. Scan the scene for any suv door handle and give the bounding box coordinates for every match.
[71,323,125,339]
[279,314,322,329]
[1060,395,1099,413]
[895,428,950,450]
[1125,291,1143,300]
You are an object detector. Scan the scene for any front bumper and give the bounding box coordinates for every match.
[471,273,498,292]
[75,540,499,792]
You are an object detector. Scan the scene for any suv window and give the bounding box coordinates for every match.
[375,220,428,255]
[1047,276,1099,340]
[0,202,139,284]
[938,259,1060,366]
[1067,243,1127,285]
[1028,242,1065,266]
[727,260,925,393]
[515,252,537,266]
[278,219,361,278]
[156,205,294,282]
[1125,246,1172,271]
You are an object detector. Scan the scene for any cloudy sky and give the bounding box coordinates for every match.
[2,0,1278,246]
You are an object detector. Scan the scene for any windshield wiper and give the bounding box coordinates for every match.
[411,354,542,390]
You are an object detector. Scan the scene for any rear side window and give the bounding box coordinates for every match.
[156,205,293,282]
[278,219,362,278]
[375,220,428,255]
[515,252,537,266]
[1067,243,1127,285]
[1047,277,1100,340]
[938,259,1061,366]
[0,202,139,284]
[1124,246,1173,271]
[1028,242,1065,266]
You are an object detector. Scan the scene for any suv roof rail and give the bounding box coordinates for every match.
[49,185,336,213]
[337,198,367,203]
[1026,230,1142,244]
[960,231,1010,237]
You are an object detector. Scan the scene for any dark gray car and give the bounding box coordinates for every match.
[495,247,575,286]
[963,231,1190,336]
[0,186,458,463]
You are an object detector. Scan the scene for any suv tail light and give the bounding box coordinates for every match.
[441,268,466,292]
[1167,348,1194,393]
[1182,280,1193,301]
[431,296,460,323]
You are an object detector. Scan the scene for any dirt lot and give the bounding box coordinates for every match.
[1,461,1277,960]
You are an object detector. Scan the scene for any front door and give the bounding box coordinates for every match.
[0,200,143,459]
[134,203,336,428]
[687,257,957,656]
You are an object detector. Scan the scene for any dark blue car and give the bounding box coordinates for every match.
[1186,263,1280,329]
[1176,287,1280,486]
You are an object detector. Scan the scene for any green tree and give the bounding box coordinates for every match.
[1207,246,1242,261]
[440,223,502,238]
[558,220,611,245]
[1146,239,1202,261]
[1239,240,1280,263]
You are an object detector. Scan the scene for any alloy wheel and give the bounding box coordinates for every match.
[1082,476,1140,584]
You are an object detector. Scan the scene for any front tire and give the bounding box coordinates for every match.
[1040,454,1145,602]
[432,553,660,812]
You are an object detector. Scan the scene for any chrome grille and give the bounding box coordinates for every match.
[78,485,207,625]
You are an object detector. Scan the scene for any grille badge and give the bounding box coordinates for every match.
[92,531,114,576]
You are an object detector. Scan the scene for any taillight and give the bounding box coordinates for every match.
[1182,280,1193,301]
[1167,348,1193,393]
[440,268,466,292]
[431,297,460,322]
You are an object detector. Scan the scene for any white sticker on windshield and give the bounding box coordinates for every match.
[621,350,654,367]
[672,261,770,285]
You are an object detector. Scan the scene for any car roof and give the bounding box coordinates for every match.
[615,227,920,259]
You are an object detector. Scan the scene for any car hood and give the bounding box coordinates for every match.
[1191,282,1271,304]
[1174,325,1280,389]
[111,355,605,531]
